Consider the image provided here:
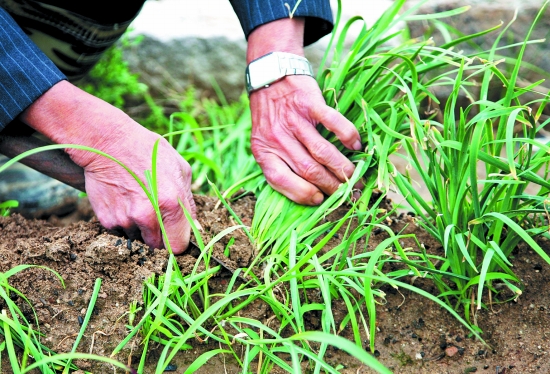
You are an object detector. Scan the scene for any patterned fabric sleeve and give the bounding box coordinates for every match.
[229,0,333,46]
[0,7,65,130]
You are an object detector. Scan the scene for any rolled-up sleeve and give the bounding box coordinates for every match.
[0,8,65,130]
[229,0,333,46]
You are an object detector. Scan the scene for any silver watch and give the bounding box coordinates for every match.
[245,52,314,95]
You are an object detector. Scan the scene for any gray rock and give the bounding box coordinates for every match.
[123,36,247,102]
[0,156,80,218]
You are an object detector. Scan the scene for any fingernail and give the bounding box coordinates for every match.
[353,140,362,151]
[312,192,324,205]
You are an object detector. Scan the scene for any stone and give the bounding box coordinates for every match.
[0,156,80,218]
[445,345,459,357]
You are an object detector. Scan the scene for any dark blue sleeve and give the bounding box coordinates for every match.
[229,0,333,46]
[0,8,66,130]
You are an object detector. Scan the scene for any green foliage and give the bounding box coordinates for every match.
[0,265,127,373]
[80,32,147,109]
[393,0,550,324]
[165,92,261,196]
[0,200,18,217]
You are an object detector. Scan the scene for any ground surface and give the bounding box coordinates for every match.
[0,194,549,374]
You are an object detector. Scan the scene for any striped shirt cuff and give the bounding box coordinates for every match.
[229,0,333,46]
[0,7,66,130]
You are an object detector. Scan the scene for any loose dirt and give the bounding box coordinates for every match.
[0,194,549,374]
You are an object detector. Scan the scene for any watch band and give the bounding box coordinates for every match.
[245,52,314,95]
[278,52,313,76]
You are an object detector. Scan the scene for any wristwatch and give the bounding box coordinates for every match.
[245,52,314,95]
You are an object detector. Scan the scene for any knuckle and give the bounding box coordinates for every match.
[250,142,263,158]
[309,141,331,160]
[342,164,355,179]
[339,126,358,144]
[300,161,324,182]
[158,195,177,211]
[158,195,183,222]
[266,171,292,190]
[186,195,197,218]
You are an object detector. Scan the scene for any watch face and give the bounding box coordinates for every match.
[248,53,283,89]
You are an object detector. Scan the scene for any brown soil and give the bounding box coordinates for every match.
[0,194,549,374]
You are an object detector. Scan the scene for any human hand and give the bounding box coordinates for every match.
[249,75,362,205]
[247,18,362,205]
[20,81,195,254]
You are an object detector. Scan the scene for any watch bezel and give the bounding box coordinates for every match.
[245,52,285,94]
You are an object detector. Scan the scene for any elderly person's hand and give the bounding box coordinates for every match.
[247,18,361,205]
[20,81,195,254]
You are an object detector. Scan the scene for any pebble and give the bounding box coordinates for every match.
[445,346,459,357]
[115,239,122,246]
[415,352,423,360]
[77,316,84,326]
[98,292,107,299]
[164,364,177,372]
[127,239,132,250]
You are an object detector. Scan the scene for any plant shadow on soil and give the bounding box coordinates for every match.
[1,194,549,374]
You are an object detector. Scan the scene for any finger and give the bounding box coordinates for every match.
[132,205,163,249]
[137,224,163,250]
[310,105,362,151]
[264,135,343,196]
[258,153,325,205]
[293,127,356,183]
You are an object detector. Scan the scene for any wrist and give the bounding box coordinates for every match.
[247,18,306,63]
[19,80,140,167]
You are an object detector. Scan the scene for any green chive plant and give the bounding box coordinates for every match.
[392,1,550,324]
[249,0,504,350]
[166,93,261,196]
[247,0,550,358]
[0,140,394,371]
[0,200,18,217]
[0,264,129,373]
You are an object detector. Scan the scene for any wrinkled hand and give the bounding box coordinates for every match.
[21,81,195,254]
[250,75,362,205]
[71,124,196,254]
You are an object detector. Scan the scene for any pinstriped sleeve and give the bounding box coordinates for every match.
[229,0,333,46]
[0,8,65,130]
